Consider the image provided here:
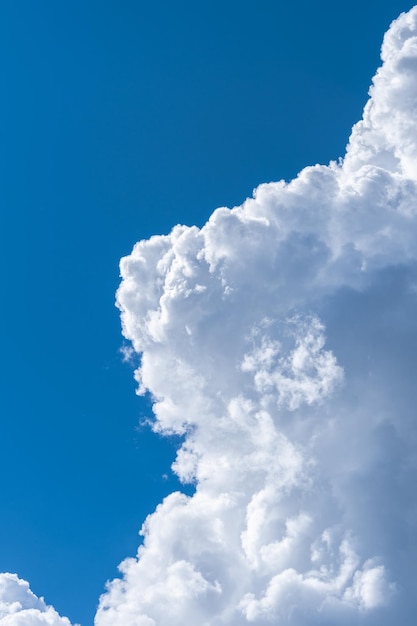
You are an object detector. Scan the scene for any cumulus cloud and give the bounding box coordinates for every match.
[0,573,75,625]
[94,7,417,626]
[4,7,417,626]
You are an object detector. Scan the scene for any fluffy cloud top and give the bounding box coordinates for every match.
[96,7,417,626]
[3,6,417,626]
[0,574,75,625]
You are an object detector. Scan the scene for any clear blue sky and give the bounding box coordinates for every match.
[0,1,413,624]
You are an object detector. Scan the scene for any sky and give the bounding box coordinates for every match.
[1,1,417,625]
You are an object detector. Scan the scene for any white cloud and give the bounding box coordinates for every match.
[0,574,76,625]
[96,7,417,625]
[4,7,417,626]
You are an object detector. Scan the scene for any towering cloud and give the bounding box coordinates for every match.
[2,7,417,626]
[96,7,417,626]
[0,573,75,625]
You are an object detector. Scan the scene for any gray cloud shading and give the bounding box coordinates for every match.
[96,7,417,626]
[3,7,417,626]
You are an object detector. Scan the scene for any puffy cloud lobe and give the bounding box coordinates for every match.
[0,574,75,625]
[95,7,417,626]
[3,8,417,626]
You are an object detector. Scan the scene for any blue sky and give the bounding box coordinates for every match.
[0,1,415,625]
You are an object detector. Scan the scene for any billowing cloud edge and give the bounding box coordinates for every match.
[95,7,417,626]
[0,573,77,625]
[3,6,417,626]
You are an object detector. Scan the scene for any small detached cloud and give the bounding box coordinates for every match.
[96,6,417,626]
[0,573,76,625]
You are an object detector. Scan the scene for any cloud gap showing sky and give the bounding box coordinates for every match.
[2,6,417,625]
